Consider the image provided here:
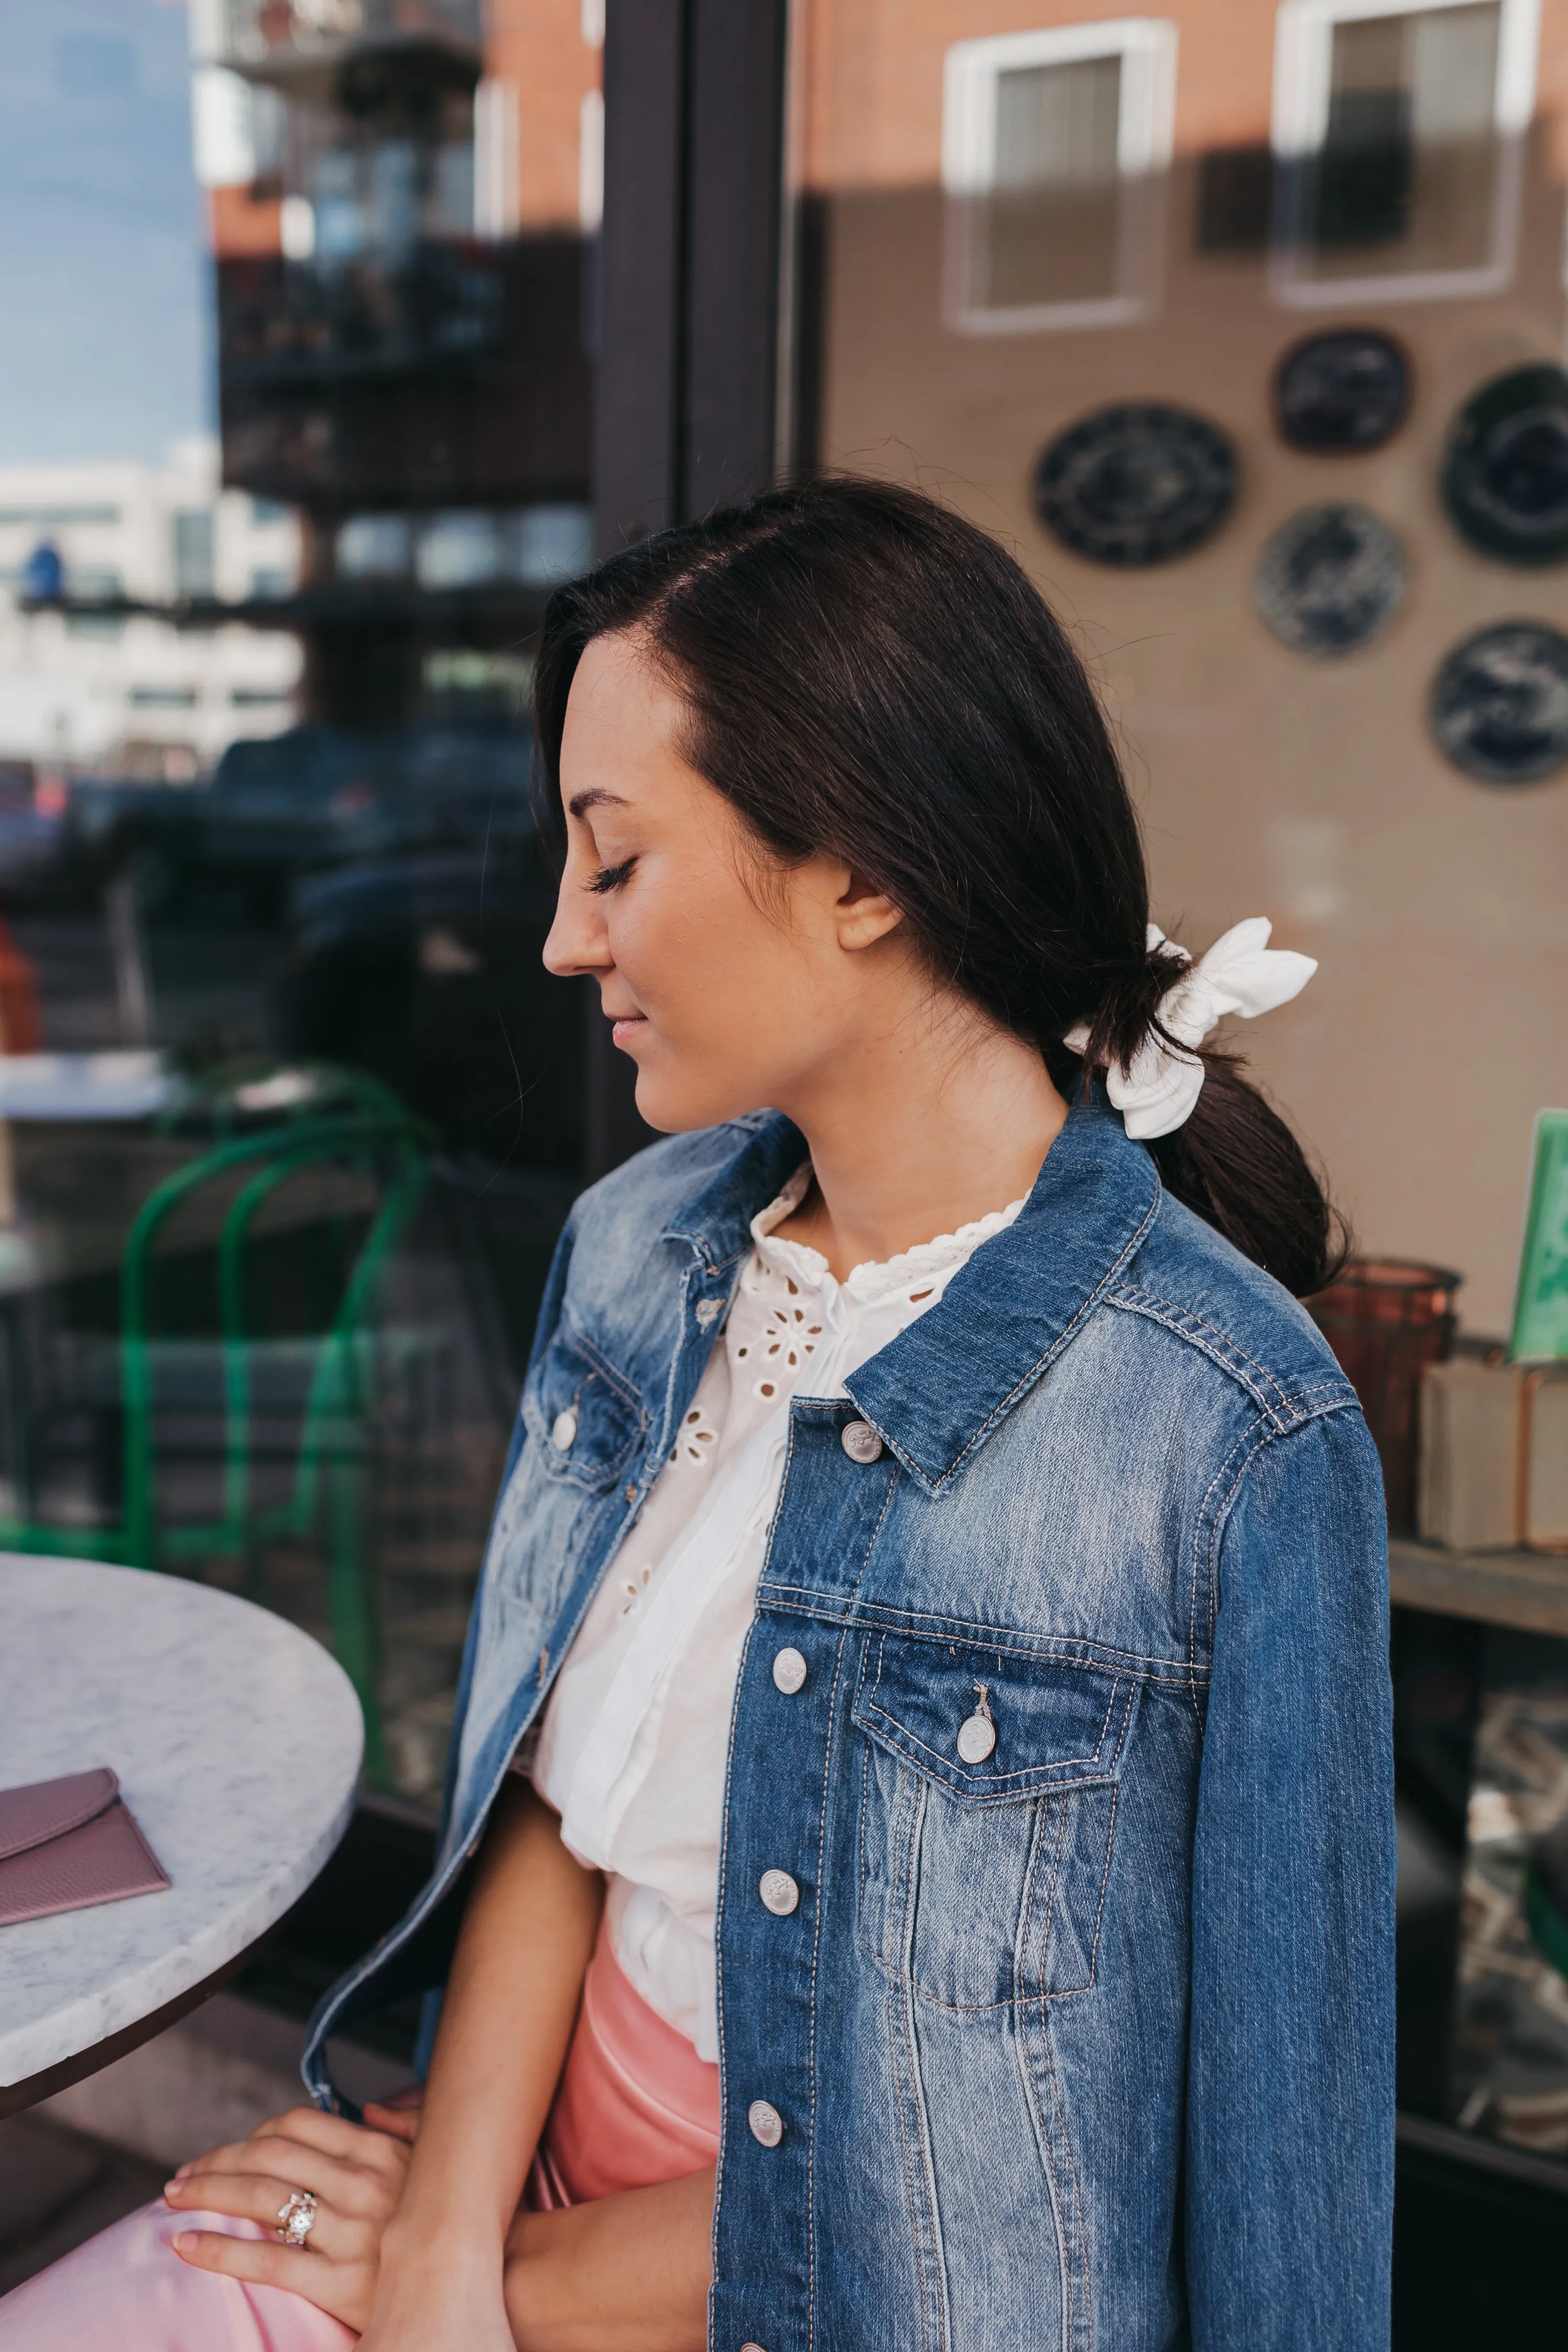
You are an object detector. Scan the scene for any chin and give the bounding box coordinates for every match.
[632,1059,771,1137]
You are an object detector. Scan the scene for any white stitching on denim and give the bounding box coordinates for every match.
[758,1595,1205,1682]
[860,1670,1118,1789]
[1208,1428,1274,1641]
[891,1680,1138,2017]
[1036,1792,1070,1990]
[1040,1996,1095,2352]
[1078,1782,1119,1996]
[1108,1288,1358,1435]
[1019,1788,1048,2005]
[880,1183,1161,1492]
[1187,1423,1263,1723]
[556,1325,647,1419]
[888,1770,946,2352]
[1013,1966,1073,2350]
[1106,1286,1297,1415]
[802,1608,854,2352]
[1203,1410,1353,1685]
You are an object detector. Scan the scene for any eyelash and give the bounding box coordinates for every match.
[587,858,635,895]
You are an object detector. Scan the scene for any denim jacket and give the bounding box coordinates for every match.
[304,1090,1395,2352]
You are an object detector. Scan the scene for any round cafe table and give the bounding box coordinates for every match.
[0,1555,362,2117]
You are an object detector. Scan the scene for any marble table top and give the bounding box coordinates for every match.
[0,1555,362,2090]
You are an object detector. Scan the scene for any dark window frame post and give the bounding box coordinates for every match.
[583,0,791,1181]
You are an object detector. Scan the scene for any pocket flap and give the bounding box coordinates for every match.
[854,1634,1136,1804]
[524,1330,643,1491]
[0,1768,120,1862]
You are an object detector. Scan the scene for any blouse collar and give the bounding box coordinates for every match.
[747,1161,1027,1309]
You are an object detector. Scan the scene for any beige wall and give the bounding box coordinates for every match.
[800,0,1568,1332]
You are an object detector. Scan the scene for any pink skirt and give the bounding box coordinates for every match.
[0,1920,720,2349]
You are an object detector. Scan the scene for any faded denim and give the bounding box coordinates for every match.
[304,1089,1395,2351]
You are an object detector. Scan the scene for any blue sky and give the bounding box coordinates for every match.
[0,0,210,465]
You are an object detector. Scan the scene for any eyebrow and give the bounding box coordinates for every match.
[567,787,630,820]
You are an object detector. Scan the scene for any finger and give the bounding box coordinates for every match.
[276,2131,408,2199]
[362,2100,419,2143]
[172,2225,354,2310]
[164,2176,350,2251]
[171,2150,393,2230]
[219,2127,406,2198]
[251,2107,383,2154]
[172,2109,342,2181]
[249,2106,393,2164]
[176,2107,395,2185]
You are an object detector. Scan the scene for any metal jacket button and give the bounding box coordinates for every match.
[740,2343,768,2350]
[957,1713,996,1763]
[759,1869,799,1916]
[748,2099,783,2147]
[550,1409,578,1452]
[771,1646,806,1694]
[840,1419,883,1464]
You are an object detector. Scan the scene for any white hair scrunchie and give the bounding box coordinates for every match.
[1064,918,1318,1142]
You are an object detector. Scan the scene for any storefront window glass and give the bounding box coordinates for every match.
[790,0,1568,2169]
[0,0,598,1812]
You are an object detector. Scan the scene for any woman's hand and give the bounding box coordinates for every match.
[164,2099,419,2333]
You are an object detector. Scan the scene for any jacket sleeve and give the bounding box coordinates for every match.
[1185,1401,1395,2351]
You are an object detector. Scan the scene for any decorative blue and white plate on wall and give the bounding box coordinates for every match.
[1254,503,1405,657]
[1442,366,1568,568]
[1429,621,1568,785]
[1272,330,1410,454]
[1033,403,1238,567]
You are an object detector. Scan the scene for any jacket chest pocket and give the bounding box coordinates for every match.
[521,1329,644,1494]
[855,1632,1140,2010]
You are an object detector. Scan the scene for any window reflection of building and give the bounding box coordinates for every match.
[193,0,595,728]
[942,18,1178,332]
[1272,0,1540,303]
[0,445,302,772]
[792,0,1567,1351]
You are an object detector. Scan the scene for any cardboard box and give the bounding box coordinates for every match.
[1419,1359,1568,1553]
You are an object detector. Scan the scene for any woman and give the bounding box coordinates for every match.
[0,478,1394,2350]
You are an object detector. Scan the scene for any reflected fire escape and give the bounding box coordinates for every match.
[216,0,592,723]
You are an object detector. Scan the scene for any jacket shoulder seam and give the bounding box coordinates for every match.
[1106,1284,1355,1431]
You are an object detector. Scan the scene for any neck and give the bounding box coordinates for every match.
[772,998,1068,1282]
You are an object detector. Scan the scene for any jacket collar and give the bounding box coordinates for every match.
[660,1089,1159,1493]
[847,1089,1159,1490]
[660,1110,808,1273]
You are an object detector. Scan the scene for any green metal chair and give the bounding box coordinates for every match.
[0,1103,428,1784]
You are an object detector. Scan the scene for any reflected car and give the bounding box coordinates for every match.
[64,722,536,919]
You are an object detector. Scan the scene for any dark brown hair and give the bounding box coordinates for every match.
[535,476,1344,1297]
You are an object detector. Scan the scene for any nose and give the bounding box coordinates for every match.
[542,861,613,981]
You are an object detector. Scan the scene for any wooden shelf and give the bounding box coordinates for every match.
[1390,1537,1568,1640]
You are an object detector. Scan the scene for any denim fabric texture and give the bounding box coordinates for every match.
[303,1088,1396,2351]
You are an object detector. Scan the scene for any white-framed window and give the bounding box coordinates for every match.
[941,19,1178,336]
[1271,0,1540,305]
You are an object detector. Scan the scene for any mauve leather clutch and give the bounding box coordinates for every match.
[0,1767,169,1928]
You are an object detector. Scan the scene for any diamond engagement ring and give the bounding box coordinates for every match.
[275,2189,318,2249]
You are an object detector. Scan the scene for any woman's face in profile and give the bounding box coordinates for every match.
[544,628,910,1135]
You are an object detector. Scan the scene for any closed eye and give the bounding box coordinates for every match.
[586,858,636,895]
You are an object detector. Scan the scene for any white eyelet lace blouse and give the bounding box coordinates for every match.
[529,1163,1025,2061]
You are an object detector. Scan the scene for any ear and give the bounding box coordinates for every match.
[835,868,905,953]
